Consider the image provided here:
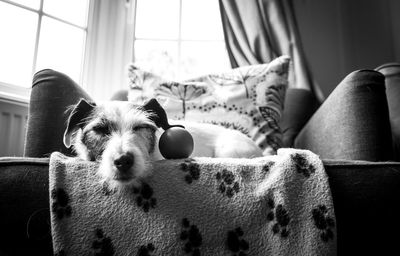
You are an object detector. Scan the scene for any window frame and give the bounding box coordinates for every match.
[132,0,228,80]
[0,0,93,103]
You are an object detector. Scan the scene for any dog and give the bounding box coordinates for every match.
[63,98,262,188]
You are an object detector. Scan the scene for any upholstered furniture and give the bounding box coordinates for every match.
[1,65,400,255]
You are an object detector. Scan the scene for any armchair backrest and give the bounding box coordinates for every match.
[376,63,400,160]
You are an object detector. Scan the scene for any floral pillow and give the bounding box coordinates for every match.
[127,55,290,155]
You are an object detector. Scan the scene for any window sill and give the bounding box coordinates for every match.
[0,82,30,106]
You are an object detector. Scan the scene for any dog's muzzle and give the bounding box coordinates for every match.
[114,153,134,173]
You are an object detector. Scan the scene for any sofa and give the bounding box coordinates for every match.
[1,64,400,256]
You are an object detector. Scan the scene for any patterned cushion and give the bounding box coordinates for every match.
[127,56,290,155]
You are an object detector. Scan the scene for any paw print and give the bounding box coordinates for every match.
[51,188,72,219]
[137,243,155,256]
[92,228,115,256]
[132,182,157,212]
[226,227,249,256]
[262,162,275,172]
[180,218,202,256]
[266,196,290,238]
[312,205,335,242]
[180,159,201,184]
[216,169,240,198]
[291,153,316,178]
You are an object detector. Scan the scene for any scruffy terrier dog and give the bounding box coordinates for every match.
[64,99,262,188]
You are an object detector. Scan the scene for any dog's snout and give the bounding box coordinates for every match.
[114,153,134,172]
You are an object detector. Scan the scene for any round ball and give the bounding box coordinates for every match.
[159,127,194,159]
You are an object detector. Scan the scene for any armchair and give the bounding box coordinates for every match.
[1,67,400,255]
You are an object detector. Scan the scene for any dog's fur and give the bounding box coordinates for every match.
[64,99,262,188]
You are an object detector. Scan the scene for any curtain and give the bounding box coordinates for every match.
[84,0,134,101]
[219,0,324,102]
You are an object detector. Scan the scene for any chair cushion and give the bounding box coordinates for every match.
[127,56,291,155]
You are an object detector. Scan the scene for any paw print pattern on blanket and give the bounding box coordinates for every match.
[262,161,275,172]
[137,243,155,256]
[51,188,72,219]
[226,227,249,256]
[92,228,115,256]
[180,218,203,256]
[132,182,157,212]
[312,205,335,242]
[180,159,201,184]
[266,196,291,238]
[291,153,316,178]
[216,169,240,198]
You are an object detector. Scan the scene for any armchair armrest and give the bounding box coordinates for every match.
[25,69,92,157]
[294,70,393,161]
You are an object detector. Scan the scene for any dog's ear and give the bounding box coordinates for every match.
[63,99,96,148]
[142,98,171,130]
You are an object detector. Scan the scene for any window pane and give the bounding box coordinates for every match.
[9,0,40,10]
[43,0,89,27]
[180,41,230,79]
[36,17,86,83]
[181,0,224,40]
[134,40,179,80]
[135,0,180,40]
[0,2,38,87]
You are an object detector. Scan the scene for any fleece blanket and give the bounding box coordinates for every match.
[49,149,336,256]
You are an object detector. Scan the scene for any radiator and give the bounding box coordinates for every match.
[0,99,28,157]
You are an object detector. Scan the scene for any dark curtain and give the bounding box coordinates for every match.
[219,0,324,102]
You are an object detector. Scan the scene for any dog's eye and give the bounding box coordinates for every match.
[92,125,111,135]
[133,125,152,131]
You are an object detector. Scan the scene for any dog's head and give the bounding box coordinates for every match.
[64,98,165,186]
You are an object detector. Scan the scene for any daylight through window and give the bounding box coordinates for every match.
[0,0,89,91]
[133,0,230,80]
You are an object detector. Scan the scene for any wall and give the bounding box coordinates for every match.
[0,99,28,157]
[293,0,400,97]
[83,0,134,102]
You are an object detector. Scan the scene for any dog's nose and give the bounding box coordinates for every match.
[114,153,134,172]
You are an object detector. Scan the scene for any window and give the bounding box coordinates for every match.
[133,0,230,81]
[0,0,89,100]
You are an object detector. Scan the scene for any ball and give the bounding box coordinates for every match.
[159,126,194,159]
